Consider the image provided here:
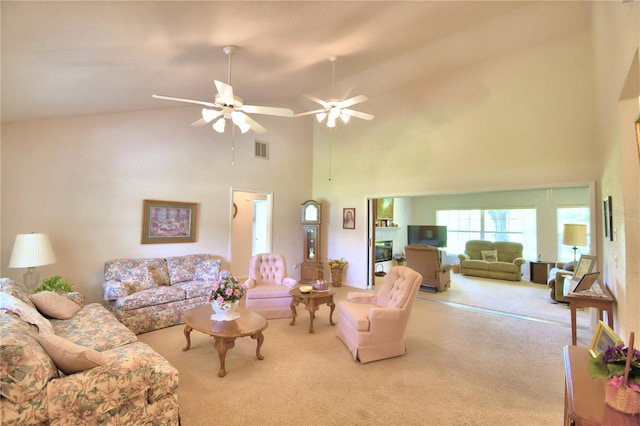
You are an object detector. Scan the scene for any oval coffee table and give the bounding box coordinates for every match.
[182,305,268,377]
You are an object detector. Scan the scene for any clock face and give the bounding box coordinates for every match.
[301,200,321,224]
[305,205,318,222]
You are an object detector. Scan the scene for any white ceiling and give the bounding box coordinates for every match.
[1,1,589,124]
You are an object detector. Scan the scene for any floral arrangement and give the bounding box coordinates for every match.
[588,344,640,390]
[393,252,406,263]
[328,258,348,269]
[209,273,247,308]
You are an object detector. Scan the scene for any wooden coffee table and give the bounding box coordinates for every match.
[289,286,336,333]
[182,305,268,377]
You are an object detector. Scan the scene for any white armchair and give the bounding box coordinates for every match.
[336,266,422,363]
[244,253,297,319]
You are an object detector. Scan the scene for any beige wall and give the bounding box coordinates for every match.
[1,107,312,303]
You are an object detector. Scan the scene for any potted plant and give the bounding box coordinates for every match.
[34,275,73,293]
[588,341,640,414]
[209,272,247,321]
[393,252,406,265]
[327,258,348,287]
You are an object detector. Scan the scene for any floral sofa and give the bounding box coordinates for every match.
[458,240,525,281]
[103,253,223,334]
[0,278,179,425]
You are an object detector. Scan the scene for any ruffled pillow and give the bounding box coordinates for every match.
[0,292,53,334]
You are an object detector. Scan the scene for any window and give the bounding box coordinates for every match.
[557,206,590,263]
[437,208,537,259]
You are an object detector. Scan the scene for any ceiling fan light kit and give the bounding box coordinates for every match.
[152,46,293,135]
[295,55,374,128]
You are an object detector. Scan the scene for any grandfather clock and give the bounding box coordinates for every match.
[300,200,322,283]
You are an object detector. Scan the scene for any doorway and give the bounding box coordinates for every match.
[230,189,273,278]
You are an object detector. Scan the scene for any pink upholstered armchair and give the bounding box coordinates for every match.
[336,266,422,363]
[244,253,297,319]
[405,244,452,292]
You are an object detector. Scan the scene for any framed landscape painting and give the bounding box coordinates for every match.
[141,199,198,244]
[376,198,394,220]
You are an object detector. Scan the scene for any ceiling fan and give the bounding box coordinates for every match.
[153,46,293,134]
[295,56,374,128]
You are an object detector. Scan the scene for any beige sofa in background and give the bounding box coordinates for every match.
[458,240,525,281]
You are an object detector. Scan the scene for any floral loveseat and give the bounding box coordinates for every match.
[103,253,223,334]
[0,278,179,425]
[458,240,525,281]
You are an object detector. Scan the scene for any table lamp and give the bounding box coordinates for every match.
[562,224,587,265]
[8,233,57,292]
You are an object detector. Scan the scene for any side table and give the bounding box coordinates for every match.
[289,286,336,333]
[530,261,554,284]
[565,280,615,346]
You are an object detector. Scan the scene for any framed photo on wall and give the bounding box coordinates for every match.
[603,196,613,241]
[141,199,198,244]
[343,208,355,229]
[376,198,394,221]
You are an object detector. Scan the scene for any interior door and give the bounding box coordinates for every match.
[231,189,272,277]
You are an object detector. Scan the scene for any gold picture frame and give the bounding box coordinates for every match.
[376,198,394,220]
[589,320,623,358]
[141,199,198,244]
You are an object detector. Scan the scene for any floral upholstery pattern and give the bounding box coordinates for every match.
[103,254,223,334]
[0,278,179,426]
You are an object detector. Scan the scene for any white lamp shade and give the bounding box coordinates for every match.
[562,224,587,247]
[9,233,57,268]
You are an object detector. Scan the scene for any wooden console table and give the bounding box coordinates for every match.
[565,280,615,346]
[563,345,640,425]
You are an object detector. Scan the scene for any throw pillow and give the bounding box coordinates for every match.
[35,333,109,375]
[481,250,498,262]
[149,265,170,286]
[194,258,222,281]
[30,291,81,320]
[563,261,575,271]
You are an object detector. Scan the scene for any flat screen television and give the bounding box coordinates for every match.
[407,225,447,248]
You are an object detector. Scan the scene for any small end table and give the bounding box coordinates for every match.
[529,261,555,284]
[565,280,615,346]
[289,286,336,333]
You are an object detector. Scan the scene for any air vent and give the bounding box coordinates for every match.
[254,140,268,159]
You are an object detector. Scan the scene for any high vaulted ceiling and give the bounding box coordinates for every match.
[1,1,590,124]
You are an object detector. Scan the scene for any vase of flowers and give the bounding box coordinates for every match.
[327,258,348,287]
[209,273,246,321]
[588,337,640,414]
[393,252,406,266]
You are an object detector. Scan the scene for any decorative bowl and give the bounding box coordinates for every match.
[299,285,313,294]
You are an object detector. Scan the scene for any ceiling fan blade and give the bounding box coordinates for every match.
[341,108,375,121]
[293,108,327,118]
[191,118,208,126]
[152,94,217,108]
[241,104,294,117]
[338,94,369,109]
[239,113,267,134]
[304,94,331,109]
[214,80,234,104]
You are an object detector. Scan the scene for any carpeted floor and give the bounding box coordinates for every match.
[138,275,594,425]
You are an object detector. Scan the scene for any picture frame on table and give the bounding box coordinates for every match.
[573,254,596,280]
[589,320,623,358]
[141,199,198,244]
[343,208,356,229]
[603,196,613,241]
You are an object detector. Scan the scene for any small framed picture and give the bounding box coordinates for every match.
[589,320,623,358]
[142,199,198,244]
[573,254,596,280]
[343,208,355,229]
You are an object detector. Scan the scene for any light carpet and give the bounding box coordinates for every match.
[417,273,591,330]
[138,280,596,426]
